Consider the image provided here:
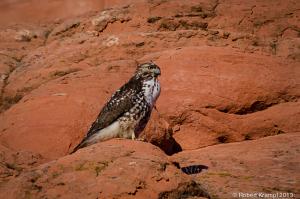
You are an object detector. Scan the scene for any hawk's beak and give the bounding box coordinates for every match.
[154,68,161,76]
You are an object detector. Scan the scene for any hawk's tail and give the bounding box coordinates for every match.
[70,138,89,154]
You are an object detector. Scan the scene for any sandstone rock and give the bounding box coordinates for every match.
[172,133,300,199]
[0,45,298,159]
[140,109,182,155]
[0,140,205,199]
[0,0,105,26]
[102,35,120,46]
[0,60,136,159]
[153,46,299,150]
[0,144,45,180]
[15,29,37,42]
[91,10,112,32]
[49,19,81,37]
[0,0,299,198]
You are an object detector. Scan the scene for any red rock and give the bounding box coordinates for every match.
[0,61,136,159]
[0,0,104,26]
[0,140,198,199]
[153,46,299,150]
[172,133,300,199]
[0,0,299,198]
[140,109,182,155]
[0,143,45,181]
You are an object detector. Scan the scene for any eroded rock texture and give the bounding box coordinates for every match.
[0,0,299,198]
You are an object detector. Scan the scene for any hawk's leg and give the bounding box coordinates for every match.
[131,131,136,140]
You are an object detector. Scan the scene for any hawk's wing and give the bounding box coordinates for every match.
[71,76,142,153]
[87,89,136,137]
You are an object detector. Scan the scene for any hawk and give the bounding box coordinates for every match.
[71,62,161,153]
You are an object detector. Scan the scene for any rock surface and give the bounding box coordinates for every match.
[0,0,299,198]
[172,133,300,199]
[0,140,201,199]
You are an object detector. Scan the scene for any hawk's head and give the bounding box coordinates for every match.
[135,62,161,78]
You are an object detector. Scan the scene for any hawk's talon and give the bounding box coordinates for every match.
[136,138,146,142]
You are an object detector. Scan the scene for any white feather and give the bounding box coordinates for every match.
[85,121,121,145]
[143,77,161,107]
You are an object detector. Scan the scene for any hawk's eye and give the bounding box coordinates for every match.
[148,65,154,69]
